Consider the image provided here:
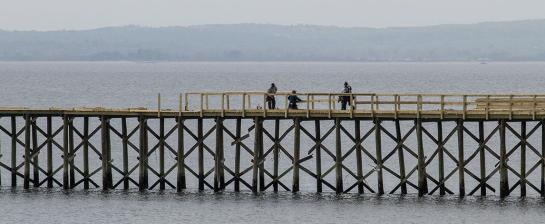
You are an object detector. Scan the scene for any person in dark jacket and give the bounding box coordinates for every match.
[288,90,303,109]
[266,83,277,109]
[338,82,352,110]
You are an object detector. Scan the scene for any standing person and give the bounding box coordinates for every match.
[288,90,303,109]
[338,82,352,110]
[266,83,277,109]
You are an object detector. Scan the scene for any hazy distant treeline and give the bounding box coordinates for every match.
[0,20,544,61]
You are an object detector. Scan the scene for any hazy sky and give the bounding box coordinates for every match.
[1,0,545,31]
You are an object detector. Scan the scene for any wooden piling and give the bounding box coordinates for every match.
[83,117,90,189]
[335,118,343,193]
[499,120,509,198]
[253,117,263,193]
[314,119,322,193]
[355,119,364,194]
[197,118,204,191]
[437,121,445,195]
[101,116,112,190]
[121,117,129,190]
[214,118,225,191]
[177,117,186,191]
[396,120,407,194]
[234,118,241,192]
[273,119,280,192]
[457,119,465,196]
[416,119,427,196]
[542,119,545,197]
[159,117,165,190]
[478,121,486,196]
[47,116,53,188]
[69,118,75,188]
[32,117,39,187]
[520,121,526,197]
[11,116,17,187]
[375,119,384,195]
[23,115,31,189]
[139,116,149,191]
[62,116,69,189]
[293,118,301,193]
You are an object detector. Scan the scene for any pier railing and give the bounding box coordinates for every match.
[183,92,545,119]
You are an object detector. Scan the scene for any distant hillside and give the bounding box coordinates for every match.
[1,20,545,61]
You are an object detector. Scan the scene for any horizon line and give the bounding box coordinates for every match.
[1,18,545,32]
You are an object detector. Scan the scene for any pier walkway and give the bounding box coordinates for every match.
[0,92,545,198]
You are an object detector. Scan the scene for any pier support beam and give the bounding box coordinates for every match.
[62,116,69,189]
[437,121,445,195]
[121,117,129,190]
[139,116,149,191]
[520,121,527,197]
[46,116,53,188]
[252,117,263,193]
[273,119,280,192]
[416,119,428,196]
[457,119,465,197]
[159,117,166,190]
[101,116,112,190]
[177,117,186,191]
[396,120,407,194]
[83,117,89,189]
[32,117,39,187]
[197,118,204,191]
[355,119,364,194]
[234,118,241,192]
[214,118,225,191]
[293,118,301,193]
[335,118,343,193]
[479,121,486,196]
[375,119,384,195]
[11,116,17,187]
[315,120,322,193]
[23,115,31,189]
[499,120,509,198]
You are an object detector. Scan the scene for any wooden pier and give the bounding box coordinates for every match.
[2,92,545,197]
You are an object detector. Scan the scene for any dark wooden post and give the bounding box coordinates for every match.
[197,118,204,191]
[273,119,280,192]
[416,119,427,196]
[396,120,407,194]
[335,118,343,193]
[478,121,486,196]
[83,117,90,189]
[47,116,53,188]
[293,118,301,193]
[234,118,241,192]
[69,118,75,188]
[457,119,465,196]
[541,120,545,197]
[11,116,17,187]
[139,116,149,191]
[520,121,526,197]
[253,117,263,193]
[121,117,129,190]
[314,120,322,193]
[214,118,225,191]
[355,119,364,194]
[101,116,112,190]
[542,120,545,197]
[159,117,165,190]
[437,121,445,195]
[375,119,384,195]
[62,116,69,189]
[177,117,186,191]
[23,115,31,189]
[499,120,509,198]
[32,117,39,187]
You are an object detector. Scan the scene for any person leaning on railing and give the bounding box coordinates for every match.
[338,81,352,110]
[266,83,277,109]
[288,90,303,109]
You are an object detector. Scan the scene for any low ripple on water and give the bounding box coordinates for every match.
[1,188,545,224]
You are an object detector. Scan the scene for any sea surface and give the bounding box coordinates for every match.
[1,61,545,224]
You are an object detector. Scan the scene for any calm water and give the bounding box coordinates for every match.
[1,61,545,224]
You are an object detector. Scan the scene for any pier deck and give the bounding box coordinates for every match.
[0,92,544,198]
